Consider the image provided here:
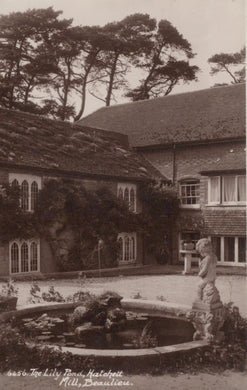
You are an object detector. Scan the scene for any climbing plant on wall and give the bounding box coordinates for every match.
[0,179,179,271]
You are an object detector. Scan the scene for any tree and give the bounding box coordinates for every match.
[90,14,156,107]
[72,26,109,121]
[126,19,199,101]
[208,47,245,84]
[0,8,72,112]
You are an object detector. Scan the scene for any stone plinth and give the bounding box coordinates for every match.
[187,285,226,342]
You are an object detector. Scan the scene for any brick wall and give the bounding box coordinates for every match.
[143,141,245,181]
[141,140,246,264]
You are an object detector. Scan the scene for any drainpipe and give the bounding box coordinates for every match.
[171,143,176,264]
[172,143,176,184]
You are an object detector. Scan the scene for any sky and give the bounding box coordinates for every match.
[1,0,245,116]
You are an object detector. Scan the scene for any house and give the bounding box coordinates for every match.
[79,83,246,266]
[0,107,163,276]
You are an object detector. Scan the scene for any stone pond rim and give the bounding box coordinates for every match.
[0,299,209,360]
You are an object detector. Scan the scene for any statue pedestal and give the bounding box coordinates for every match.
[180,250,192,274]
[187,285,226,342]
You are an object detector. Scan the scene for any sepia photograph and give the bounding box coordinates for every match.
[0,0,246,389]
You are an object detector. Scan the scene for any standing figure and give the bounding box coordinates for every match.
[196,238,217,301]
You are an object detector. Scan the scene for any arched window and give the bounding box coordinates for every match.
[12,179,19,188]
[21,242,29,272]
[30,242,38,271]
[31,181,38,211]
[21,180,29,211]
[117,184,137,212]
[11,243,19,273]
[130,188,135,212]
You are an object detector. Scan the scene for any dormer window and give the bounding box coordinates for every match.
[9,173,41,211]
[117,183,137,212]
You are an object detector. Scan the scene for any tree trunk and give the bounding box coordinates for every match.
[105,53,119,107]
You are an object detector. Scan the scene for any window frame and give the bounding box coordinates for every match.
[179,180,200,209]
[117,183,137,212]
[209,236,246,266]
[207,174,246,206]
[117,232,137,264]
[9,173,41,212]
[9,239,40,274]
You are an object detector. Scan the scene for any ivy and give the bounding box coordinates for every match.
[0,179,179,271]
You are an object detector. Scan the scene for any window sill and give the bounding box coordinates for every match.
[180,205,201,209]
[206,203,246,207]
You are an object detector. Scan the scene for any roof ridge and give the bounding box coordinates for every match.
[85,82,246,113]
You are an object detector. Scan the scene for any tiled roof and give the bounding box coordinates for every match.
[200,150,246,174]
[78,83,246,147]
[0,107,163,181]
[204,209,246,236]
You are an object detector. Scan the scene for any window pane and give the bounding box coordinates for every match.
[124,188,129,204]
[211,237,221,261]
[21,180,29,211]
[223,176,235,202]
[30,242,38,271]
[118,188,123,200]
[237,176,246,202]
[238,237,246,263]
[11,243,19,273]
[31,181,38,211]
[124,236,130,261]
[118,237,123,261]
[130,188,135,212]
[224,237,235,262]
[130,237,135,260]
[210,177,220,203]
[21,243,29,272]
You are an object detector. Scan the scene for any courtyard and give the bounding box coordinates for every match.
[7,273,246,317]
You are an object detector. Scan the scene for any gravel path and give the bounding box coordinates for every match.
[4,274,246,316]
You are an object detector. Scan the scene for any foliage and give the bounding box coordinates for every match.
[139,181,179,263]
[41,286,65,303]
[0,178,178,271]
[0,8,198,119]
[126,19,199,101]
[35,179,139,271]
[1,278,18,298]
[222,302,247,348]
[0,184,38,242]
[208,47,245,84]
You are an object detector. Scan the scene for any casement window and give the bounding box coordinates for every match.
[117,233,136,263]
[10,239,40,274]
[210,236,246,265]
[179,180,200,208]
[117,183,137,212]
[208,176,220,204]
[9,173,41,211]
[208,175,246,205]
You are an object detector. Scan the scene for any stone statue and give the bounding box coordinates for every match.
[196,238,217,302]
[186,238,225,341]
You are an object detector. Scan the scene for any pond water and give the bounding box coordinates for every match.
[14,310,194,350]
